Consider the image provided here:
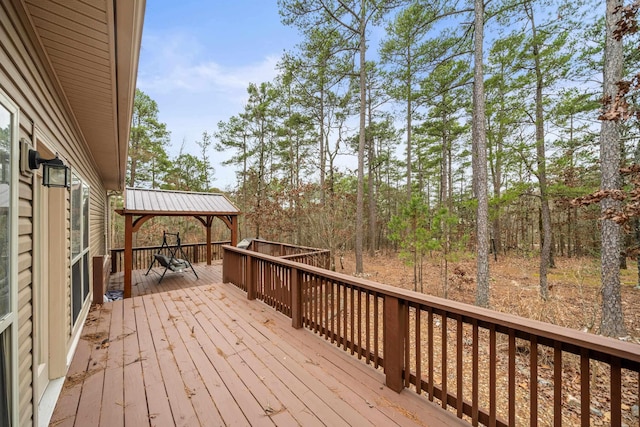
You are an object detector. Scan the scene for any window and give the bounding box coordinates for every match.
[71,174,89,324]
[0,100,11,319]
[0,90,17,427]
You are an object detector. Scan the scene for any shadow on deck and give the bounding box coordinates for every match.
[50,264,463,426]
[107,261,223,298]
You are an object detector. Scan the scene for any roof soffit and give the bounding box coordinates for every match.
[20,0,145,190]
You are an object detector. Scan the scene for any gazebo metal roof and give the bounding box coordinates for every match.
[123,187,239,215]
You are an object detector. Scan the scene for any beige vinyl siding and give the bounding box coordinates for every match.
[90,191,107,257]
[1,1,110,423]
[17,170,33,425]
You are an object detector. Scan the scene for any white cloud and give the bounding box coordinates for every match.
[138,31,280,100]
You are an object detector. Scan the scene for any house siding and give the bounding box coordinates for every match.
[1,1,109,424]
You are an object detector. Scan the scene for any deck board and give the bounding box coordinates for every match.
[50,303,103,427]
[122,297,148,427]
[101,300,124,427]
[50,264,468,427]
[175,287,324,427]
[144,293,200,427]
[133,296,174,426]
[72,303,112,427]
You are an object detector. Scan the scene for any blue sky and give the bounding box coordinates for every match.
[137,1,302,190]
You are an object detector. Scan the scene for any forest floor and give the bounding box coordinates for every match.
[338,251,640,426]
[339,251,640,341]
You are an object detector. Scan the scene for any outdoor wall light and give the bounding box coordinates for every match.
[28,149,71,188]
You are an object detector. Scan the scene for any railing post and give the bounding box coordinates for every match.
[291,267,302,329]
[124,214,133,298]
[222,247,229,283]
[246,254,256,300]
[384,295,405,393]
[110,250,115,273]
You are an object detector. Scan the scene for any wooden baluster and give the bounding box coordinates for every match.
[456,315,463,418]
[330,280,335,343]
[405,304,410,388]
[246,254,255,300]
[428,308,434,401]
[611,357,622,427]
[530,336,538,427]
[490,325,496,425]
[336,283,341,345]
[508,329,516,426]
[415,307,421,394]
[323,278,329,339]
[366,291,371,364]
[357,288,362,359]
[291,266,302,329]
[350,286,355,355]
[343,285,348,351]
[554,341,562,427]
[472,319,479,426]
[374,294,379,368]
[442,313,448,409]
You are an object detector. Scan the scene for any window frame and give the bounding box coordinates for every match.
[0,89,20,427]
[70,173,90,326]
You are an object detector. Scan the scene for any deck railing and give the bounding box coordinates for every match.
[245,238,332,270]
[248,238,331,266]
[222,244,640,426]
[110,241,230,273]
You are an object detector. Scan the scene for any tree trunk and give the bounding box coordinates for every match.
[599,0,626,337]
[526,2,552,300]
[368,94,376,257]
[129,156,137,188]
[440,110,448,205]
[636,217,640,288]
[355,0,366,274]
[320,87,326,204]
[242,134,248,238]
[473,0,490,308]
[407,46,413,199]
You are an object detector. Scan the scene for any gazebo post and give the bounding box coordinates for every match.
[124,214,133,298]
[231,215,238,246]
[206,216,212,265]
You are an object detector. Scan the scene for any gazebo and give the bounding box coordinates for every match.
[116,188,240,297]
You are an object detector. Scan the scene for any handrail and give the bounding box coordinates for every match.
[249,238,328,256]
[110,241,230,272]
[222,244,640,426]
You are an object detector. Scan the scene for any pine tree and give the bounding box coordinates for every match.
[128,89,170,188]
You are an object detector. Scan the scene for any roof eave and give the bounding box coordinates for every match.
[117,210,241,217]
[111,0,146,191]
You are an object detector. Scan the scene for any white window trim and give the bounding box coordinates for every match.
[0,89,20,427]
[70,173,90,328]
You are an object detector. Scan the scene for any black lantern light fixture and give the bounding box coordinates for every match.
[28,149,71,188]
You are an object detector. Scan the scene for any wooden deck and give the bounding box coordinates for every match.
[50,264,466,426]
